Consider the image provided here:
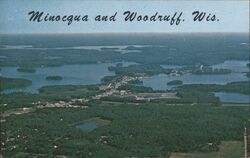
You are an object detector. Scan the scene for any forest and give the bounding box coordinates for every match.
[1,93,248,157]
[0,77,32,91]
[1,77,249,156]
[0,33,249,157]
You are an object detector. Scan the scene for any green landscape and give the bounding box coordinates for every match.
[0,33,249,157]
[1,81,249,157]
[0,77,32,91]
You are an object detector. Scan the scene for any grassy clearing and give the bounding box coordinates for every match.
[170,141,244,158]
[136,92,179,99]
[216,141,244,158]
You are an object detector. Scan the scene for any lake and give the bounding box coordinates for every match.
[212,60,249,73]
[76,122,98,132]
[1,60,248,93]
[143,60,249,90]
[1,62,134,93]
[214,92,250,104]
[75,117,111,132]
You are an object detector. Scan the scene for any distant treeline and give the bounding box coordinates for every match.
[0,77,32,91]
[179,81,250,95]
[1,38,248,67]
[108,64,171,76]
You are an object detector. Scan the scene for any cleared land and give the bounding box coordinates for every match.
[170,141,244,158]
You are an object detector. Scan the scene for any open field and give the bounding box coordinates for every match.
[170,141,244,158]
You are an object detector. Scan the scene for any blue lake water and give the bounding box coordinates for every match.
[1,60,249,93]
[0,62,134,93]
[143,60,249,90]
[212,60,249,73]
[214,92,250,104]
[76,122,98,132]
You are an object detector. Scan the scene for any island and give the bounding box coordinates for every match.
[0,76,32,91]
[167,80,183,85]
[17,67,36,73]
[1,34,249,158]
[246,72,250,78]
[45,75,63,80]
[108,64,172,76]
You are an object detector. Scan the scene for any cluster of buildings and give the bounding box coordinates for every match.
[34,100,88,109]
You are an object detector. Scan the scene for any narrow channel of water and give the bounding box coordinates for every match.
[143,60,249,90]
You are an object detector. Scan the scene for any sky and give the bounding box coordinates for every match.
[0,0,249,33]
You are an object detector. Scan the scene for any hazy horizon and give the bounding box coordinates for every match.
[0,0,249,34]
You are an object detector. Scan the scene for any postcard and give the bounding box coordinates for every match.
[0,0,249,157]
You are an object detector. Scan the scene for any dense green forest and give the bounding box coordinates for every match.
[101,76,117,83]
[0,77,32,91]
[0,34,248,68]
[108,64,171,76]
[179,81,250,95]
[0,33,249,157]
[1,97,248,157]
[117,84,153,93]
[1,78,249,157]
[1,85,101,111]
